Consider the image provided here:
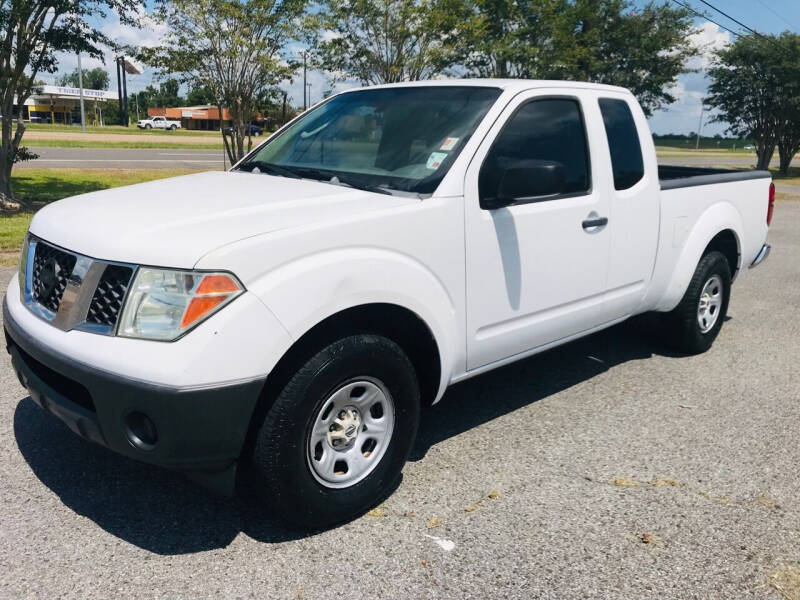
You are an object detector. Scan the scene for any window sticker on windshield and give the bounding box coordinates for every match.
[440,137,459,151]
[427,152,448,170]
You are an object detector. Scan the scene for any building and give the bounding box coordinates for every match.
[147,106,233,131]
[16,85,119,124]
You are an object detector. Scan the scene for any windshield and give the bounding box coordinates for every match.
[238,86,501,195]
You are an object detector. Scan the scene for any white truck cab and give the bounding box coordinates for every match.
[5,80,772,528]
[137,115,181,130]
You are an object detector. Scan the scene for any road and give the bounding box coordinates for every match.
[18,146,800,172]
[1,201,798,599]
[19,147,227,170]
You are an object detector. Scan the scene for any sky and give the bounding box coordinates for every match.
[48,0,800,135]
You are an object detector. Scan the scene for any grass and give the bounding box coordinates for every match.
[0,168,204,264]
[655,146,756,157]
[24,138,224,150]
[11,168,201,204]
[23,123,220,136]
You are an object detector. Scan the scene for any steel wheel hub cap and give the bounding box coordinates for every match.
[307,378,395,489]
[697,274,723,333]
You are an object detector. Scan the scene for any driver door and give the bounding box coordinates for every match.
[464,90,612,370]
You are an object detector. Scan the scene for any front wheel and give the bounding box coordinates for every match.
[250,334,420,529]
[661,250,731,354]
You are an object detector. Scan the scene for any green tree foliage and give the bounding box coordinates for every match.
[58,67,111,90]
[706,33,800,172]
[0,0,144,204]
[451,0,697,116]
[313,0,462,84]
[142,0,308,163]
[186,85,215,106]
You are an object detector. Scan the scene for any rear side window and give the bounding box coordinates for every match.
[479,98,591,201]
[599,98,644,190]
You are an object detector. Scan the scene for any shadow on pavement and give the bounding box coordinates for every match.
[13,315,679,554]
[410,315,682,461]
[13,398,309,554]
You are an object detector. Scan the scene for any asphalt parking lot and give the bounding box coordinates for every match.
[1,200,798,599]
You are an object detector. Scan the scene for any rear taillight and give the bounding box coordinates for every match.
[767,181,775,226]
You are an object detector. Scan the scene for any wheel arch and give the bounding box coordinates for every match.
[654,202,743,312]
[703,229,740,280]
[240,302,442,460]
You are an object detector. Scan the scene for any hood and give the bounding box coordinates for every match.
[29,171,416,268]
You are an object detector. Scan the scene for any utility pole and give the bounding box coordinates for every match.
[282,91,287,125]
[115,57,124,126]
[695,104,704,150]
[307,83,312,107]
[121,57,129,127]
[302,51,307,111]
[77,53,87,131]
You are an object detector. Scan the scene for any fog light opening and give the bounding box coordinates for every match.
[125,411,158,451]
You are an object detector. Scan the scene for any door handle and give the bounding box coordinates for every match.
[582,216,608,230]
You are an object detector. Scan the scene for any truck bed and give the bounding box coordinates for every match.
[659,165,771,190]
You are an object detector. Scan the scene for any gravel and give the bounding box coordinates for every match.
[1,200,798,599]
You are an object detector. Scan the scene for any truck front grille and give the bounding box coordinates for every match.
[22,236,137,335]
[31,242,77,313]
[86,265,134,327]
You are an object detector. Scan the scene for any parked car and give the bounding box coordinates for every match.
[137,116,181,130]
[224,124,263,136]
[5,80,773,529]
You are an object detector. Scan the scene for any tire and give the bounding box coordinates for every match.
[170,124,177,130]
[661,250,731,354]
[251,334,420,529]
[145,124,152,130]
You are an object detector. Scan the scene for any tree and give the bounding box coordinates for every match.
[706,33,800,171]
[0,0,143,206]
[186,85,215,106]
[452,0,698,116]
[157,78,182,107]
[58,67,110,90]
[142,0,308,164]
[313,0,462,84]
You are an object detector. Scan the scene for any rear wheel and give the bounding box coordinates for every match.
[170,124,177,130]
[661,250,731,354]
[144,123,152,130]
[250,334,420,529]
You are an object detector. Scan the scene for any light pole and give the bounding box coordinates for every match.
[695,104,704,150]
[302,51,307,111]
[76,53,86,131]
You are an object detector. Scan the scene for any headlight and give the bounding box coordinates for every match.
[117,268,244,341]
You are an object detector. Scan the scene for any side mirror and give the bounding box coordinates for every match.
[480,159,567,210]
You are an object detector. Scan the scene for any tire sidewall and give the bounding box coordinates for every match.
[681,251,732,352]
[254,335,419,527]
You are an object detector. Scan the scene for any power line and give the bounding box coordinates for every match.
[671,0,789,52]
[669,0,745,39]
[754,0,799,31]
[696,0,772,41]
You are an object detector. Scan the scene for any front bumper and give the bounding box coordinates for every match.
[4,298,265,495]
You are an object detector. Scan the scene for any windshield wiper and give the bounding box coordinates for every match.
[284,166,395,196]
[238,160,302,179]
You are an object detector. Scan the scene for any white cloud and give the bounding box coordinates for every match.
[686,20,731,71]
[647,21,730,135]
[49,9,166,91]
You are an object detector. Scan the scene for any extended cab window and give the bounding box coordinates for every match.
[599,98,644,190]
[479,98,591,204]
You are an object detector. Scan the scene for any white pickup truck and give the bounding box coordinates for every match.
[4,80,773,528]
[136,115,181,130]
